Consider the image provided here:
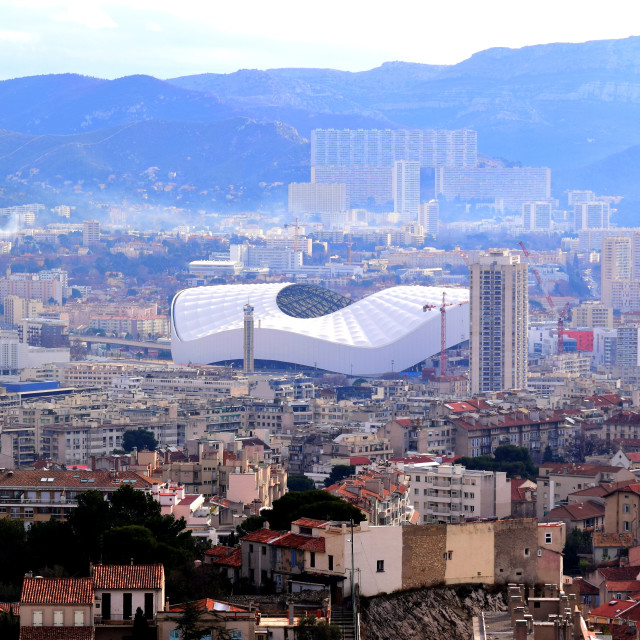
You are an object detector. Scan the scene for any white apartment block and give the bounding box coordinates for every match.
[419,200,439,235]
[405,463,511,524]
[288,182,348,215]
[523,201,552,231]
[574,201,610,231]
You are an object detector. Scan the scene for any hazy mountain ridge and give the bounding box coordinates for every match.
[2,36,640,208]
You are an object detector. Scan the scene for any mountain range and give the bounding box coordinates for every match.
[2,36,640,214]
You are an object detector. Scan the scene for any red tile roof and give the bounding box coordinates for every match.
[19,628,94,640]
[0,602,18,615]
[271,532,325,552]
[21,577,93,605]
[92,564,164,590]
[292,518,329,529]
[349,457,372,466]
[545,500,604,522]
[573,577,600,596]
[213,548,242,568]
[241,529,282,543]
[594,532,635,548]
[599,567,640,582]
[169,598,249,613]
[0,469,152,489]
[511,478,535,502]
[204,545,234,559]
[394,419,413,427]
[589,599,639,618]
[605,581,640,593]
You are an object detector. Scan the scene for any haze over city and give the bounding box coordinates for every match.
[1,5,640,640]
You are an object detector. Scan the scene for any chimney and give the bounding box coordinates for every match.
[515,620,528,640]
[165,597,170,611]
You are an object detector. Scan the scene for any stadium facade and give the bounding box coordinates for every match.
[171,283,469,376]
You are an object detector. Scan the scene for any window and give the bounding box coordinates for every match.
[262,546,266,556]
[524,548,530,557]
[376,560,384,573]
[144,593,154,619]
[310,552,315,568]
[624,503,631,513]
[625,521,631,532]
[328,555,334,571]
[545,532,552,544]
[74,610,84,626]
[53,610,63,626]
[33,610,43,626]
[170,631,180,640]
[537,549,542,557]
[249,544,254,552]
[231,631,243,640]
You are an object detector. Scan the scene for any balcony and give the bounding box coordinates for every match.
[95,615,156,626]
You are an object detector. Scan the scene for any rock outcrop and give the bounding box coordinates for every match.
[360,584,508,640]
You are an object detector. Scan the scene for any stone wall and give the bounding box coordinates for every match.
[493,519,538,585]
[401,524,446,589]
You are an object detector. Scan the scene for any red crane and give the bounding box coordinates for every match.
[518,240,569,355]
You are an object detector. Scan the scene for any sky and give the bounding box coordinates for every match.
[0,0,637,80]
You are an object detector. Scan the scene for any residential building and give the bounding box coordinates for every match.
[541,500,605,532]
[20,576,94,638]
[404,463,511,524]
[574,201,610,231]
[571,301,614,329]
[3,296,43,326]
[522,201,552,231]
[82,219,100,246]
[435,167,551,211]
[288,182,348,215]
[536,463,635,521]
[469,250,528,393]
[0,469,153,524]
[392,160,420,221]
[92,563,165,626]
[419,200,439,235]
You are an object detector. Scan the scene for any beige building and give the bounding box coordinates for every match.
[405,463,511,524]
[601,235,640,311]
[470,250,528,393]
[3,295,43,326]
[571,301,614,329]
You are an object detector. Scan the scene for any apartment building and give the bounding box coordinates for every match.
[405,463,511,524]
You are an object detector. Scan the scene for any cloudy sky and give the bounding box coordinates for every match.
[0,0,636,80]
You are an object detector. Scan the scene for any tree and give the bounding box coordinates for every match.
[122,429,158,452]
[287,474,316,492]
[458,445,538,481]
[295,615,342,640]
[324,465,355,488]
[563,529,592,576]
[542,445,555,463]
[236,515,265,538]
[264,491,365,531]
[133,607,151,640]
[0,607,19,640]
[174,602,211,640]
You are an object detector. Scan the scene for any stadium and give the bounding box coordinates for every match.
[171,283,469,376]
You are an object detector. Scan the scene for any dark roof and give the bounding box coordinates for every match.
[0,469,152,489]
[599,567,640,581]
[21,577,93,605]
[545,500,604,521]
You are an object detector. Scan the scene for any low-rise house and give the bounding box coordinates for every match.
[593,531,634,565]
[92,564,164,628]
[511,477,536,518]
[541,500,605,532]
[20,577,94,639]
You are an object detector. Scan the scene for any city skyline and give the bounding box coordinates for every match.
[0,1,636,79]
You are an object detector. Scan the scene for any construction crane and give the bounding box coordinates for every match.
[284,217,300,253]
[518,240,569,355]
[423,291,456,377]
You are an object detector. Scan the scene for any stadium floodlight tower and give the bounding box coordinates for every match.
[243,302,255,374]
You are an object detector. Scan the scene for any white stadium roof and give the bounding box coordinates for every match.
[171,283,469,376]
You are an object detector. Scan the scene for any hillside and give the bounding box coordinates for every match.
[3,37,640,208]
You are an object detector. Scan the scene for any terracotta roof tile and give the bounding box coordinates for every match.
[241,529,282,543]
[599,567,640,582]
[0,469,152,489]
[0,602,18,615]
[21,577,93,605]
[213,548,242,568]
[589,599,639,618]
[292,518,329,529]
[594,532,634,548]
[20,628,94,640]
[272,533,325,552]
[92,564,164,590]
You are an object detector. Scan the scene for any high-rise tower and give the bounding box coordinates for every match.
[243,303,255,374]
[470,250,528,393]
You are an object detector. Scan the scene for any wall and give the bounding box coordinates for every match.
[20,603,92,628]
[493,519,538,585]
[401,524,446,589]
[444,522,495,584]
[351,525,402,597]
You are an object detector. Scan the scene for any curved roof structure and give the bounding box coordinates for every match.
[171,283,469,376]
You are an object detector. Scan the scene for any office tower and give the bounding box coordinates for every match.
[436,167,551,212]
[83,220,101,246]
[288,182,348,215]
[243,303,255,374]
[392,161,420,221]
[574,202,610,231]
[419,200,439,235]
[470,250,529,393]
[522,201,552,231]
